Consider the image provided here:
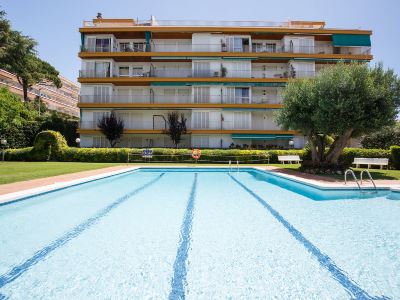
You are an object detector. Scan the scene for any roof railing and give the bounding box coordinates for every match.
[82,19,325,29]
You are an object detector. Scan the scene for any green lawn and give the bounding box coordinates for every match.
[269,163,400,180]
[0,162,123,185]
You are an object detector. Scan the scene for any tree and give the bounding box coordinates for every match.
[0,9,11,55]
[0,13,62,102]
[361,123,400,149]
[40,112,79,146]
[97,111,124,147]
[165,112,187,148]
[0,87,40,147]
[276,62,399,165]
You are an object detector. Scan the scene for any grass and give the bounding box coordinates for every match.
[268,163,400,180]
[0,162,123,185]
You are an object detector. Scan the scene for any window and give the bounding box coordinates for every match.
[119,66,130,77]
[233,112,251,129]
[131,67,143,77]
[94,62,110,77]
[95,38,111,52]
[192,111,210,129]
[119,42,131,52]
[237,88,250,103]
[230,61,251,78]
[252,42,263,52]
[265,43,276,53]
[93,86,111,103]
[193,62,211,77]
[192,136,210,148]
[193,87,210,103]
[224,87,249,104]
[132,42,145,52]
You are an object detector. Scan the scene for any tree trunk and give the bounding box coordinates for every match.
[17,77,29,102]
[307,134,319,163]
[325,129,353,164]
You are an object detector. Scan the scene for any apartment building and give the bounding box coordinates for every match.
[78,17,372,148]
[0,69,80,117]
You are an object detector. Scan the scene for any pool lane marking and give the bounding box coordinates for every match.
[169,173,198,300]
[229,174,389,300]
[0,173,165,289]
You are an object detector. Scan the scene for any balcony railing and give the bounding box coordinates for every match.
[79,69,315,79]
[80,43,371,55]
[82,19,325,29]
[79,95,256,104]
[81,118,279,131]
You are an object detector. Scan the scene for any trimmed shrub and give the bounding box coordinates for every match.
[391,146,400,170]
[30,130,68,161]
[4,147,32,161]
[4,143,393,168]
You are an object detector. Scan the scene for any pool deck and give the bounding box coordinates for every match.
[1,165,399,204]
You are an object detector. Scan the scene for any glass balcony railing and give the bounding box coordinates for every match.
[79,95,261,105]
[79,68,315,79]
[81,118,280,131]
[80,43,371,55]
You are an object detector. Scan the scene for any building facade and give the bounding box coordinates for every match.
[78,17,372,148]
[0,69,80,117]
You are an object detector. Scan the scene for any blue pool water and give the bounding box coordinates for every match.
[0,168,399,299]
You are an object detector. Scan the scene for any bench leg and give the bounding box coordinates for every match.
[380,165,383,170]
[368,164,370,169]
[356,164,359,168]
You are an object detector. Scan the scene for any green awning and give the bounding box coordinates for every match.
[231,134,293,140]
[332,34,371,47]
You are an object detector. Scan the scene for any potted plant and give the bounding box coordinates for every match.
[221,39,227,52]
[221,66,228,77]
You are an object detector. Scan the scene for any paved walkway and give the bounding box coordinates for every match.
[0,165,132,196]
[260,166,400,189]
[0,165,399,198]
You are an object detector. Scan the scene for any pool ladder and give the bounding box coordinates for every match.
[344,169,377,192]
[228,160,240,173]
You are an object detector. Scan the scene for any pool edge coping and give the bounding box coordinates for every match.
[0,167,139,205]
[0,166,399,205]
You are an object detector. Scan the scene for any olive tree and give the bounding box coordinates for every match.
[276,62,399,165]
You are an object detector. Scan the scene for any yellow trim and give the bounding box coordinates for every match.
[79,26,372,35]
[78,77,288,84]
[77,103,283,109]
[77,129,296,135]
[79,51,373,61]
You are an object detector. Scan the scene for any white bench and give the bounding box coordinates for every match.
[352,158,389,169]
[278,155,302,164]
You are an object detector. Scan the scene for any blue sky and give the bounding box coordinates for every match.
[2,0,399,83]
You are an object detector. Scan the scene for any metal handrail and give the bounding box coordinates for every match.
[360,170,377,190]
[344,169,361,190]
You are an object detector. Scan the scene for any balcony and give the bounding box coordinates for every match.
[79,68,315,79]
[80,120,281,132]
[79,95,260,105]
[80,43,371,56]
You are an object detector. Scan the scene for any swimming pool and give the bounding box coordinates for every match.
[0,168,399,299]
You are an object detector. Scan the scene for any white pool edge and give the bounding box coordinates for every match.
[0,167,139,205]
[0,166,398,205]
